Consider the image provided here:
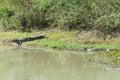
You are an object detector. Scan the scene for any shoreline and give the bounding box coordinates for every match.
[0,29,120,51]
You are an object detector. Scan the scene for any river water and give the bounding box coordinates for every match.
[0,45,120,80]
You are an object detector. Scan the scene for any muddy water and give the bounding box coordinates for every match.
[0,45,120,80]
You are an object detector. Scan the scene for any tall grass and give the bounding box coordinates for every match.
[0,0,120,37]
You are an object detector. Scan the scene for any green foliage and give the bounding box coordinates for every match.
[0,0,120,35]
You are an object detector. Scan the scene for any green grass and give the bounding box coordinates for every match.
[26,39,120,49]
[0,31,30,40]
[0,0,120,35]
[0,30,120,50]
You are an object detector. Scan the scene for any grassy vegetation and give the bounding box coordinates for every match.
[28,40,120,49]
[0,29,120,50]
[0,0,120,50]
[91,50,120,67]
[0,0,120,38]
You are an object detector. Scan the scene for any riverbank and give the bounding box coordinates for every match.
[0,28,120,50]
[1,28,120,65]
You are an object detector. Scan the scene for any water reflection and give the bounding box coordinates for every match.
[0,45,120,80]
